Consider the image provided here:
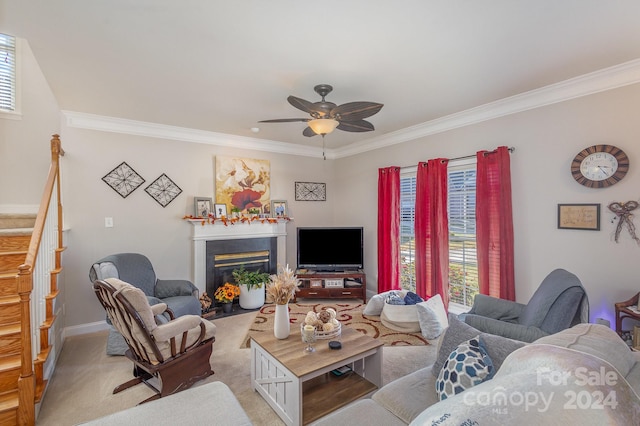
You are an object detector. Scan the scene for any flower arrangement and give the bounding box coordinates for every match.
[214,282,240,304]
[266,264,300,305]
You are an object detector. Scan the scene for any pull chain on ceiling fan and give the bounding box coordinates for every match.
[259,84,383,138]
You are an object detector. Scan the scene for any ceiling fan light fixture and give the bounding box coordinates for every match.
[308,118,339,135]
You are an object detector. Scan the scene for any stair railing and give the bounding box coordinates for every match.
[16,134,64,425]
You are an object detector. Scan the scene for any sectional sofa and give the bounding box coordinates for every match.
[312,316,640,425]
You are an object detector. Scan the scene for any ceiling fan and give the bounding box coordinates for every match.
[259,84,383,137]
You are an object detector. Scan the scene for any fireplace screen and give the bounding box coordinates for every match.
[206,238,277,297]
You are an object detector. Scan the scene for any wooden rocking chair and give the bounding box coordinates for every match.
[93,278,216,404]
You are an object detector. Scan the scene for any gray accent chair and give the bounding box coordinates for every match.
[460,268,589,342]
[90,253,202,355]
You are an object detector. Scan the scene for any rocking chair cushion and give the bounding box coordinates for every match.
[105,278,216,364]
[108,278,158,332]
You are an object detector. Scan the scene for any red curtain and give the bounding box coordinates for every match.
[415,159,450,309]
[476,146,515,300]
[377,167,401,293]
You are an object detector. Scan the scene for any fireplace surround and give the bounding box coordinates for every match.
[188,220,288,295]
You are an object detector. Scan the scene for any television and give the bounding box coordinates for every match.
[297,227,364,271]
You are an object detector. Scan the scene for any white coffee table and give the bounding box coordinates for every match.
[250,326,383,425]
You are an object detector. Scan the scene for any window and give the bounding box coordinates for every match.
[399,161,479,308]
[0,33,17,113]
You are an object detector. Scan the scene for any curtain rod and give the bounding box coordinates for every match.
[401,146,515,169]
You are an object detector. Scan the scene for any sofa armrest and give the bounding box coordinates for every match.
[463,314,548,342]
[466,294,525,321]
[155,279,199,298]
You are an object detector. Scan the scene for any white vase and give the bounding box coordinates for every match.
[239,285,265,310]
[274,303,290,339]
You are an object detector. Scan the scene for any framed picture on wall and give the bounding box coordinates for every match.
[557,203,600,231]
[271,200,288,218]
[194,197,213,218]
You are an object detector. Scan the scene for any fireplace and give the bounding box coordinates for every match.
[206,237,277,297]
[188,219,288,295]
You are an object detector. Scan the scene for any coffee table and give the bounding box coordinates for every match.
[250,326,383,425]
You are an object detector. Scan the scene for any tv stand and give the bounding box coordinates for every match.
[294,270,366,303]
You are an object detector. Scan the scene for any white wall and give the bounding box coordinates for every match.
[337,83,640,326]
[58,125,336,327]
[4,38,640,332]
[0,39,60,205]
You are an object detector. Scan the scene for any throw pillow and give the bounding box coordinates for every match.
[477,333,526,372]
[416,294,449,340]
[431,314,481,377]
[436,336,494,400]
[363,293,385,316]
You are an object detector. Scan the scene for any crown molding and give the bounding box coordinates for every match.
[62,111,329,158]
[64,58,640,160]
[334,58,640,158]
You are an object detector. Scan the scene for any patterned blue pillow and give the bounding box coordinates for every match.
[436,336,494,400]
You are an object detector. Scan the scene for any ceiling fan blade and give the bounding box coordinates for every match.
[258,118,310,123]
[337,120,375,133]
[302,127,317,137]
[287,96,319,114]
[331,102,383,121]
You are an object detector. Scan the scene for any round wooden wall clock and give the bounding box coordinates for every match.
[571,144,629,188]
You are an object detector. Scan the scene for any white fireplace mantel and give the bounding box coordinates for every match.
[188,219,289,294]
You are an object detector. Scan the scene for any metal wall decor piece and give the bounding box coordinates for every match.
[102,161,145,198]
[295,181,326,201]
[145,173,182,207]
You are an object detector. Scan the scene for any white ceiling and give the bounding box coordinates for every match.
[3,1,640,152]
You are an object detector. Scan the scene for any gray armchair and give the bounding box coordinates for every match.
[90,253,202,354]
[460,268,589,342]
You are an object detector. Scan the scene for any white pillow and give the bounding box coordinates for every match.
[363,293,385,315]
[416,294,448,339]
[363,290,409,316]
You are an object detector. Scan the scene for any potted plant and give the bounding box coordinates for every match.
[230,206,241,218]
[248,207,260,218]
[233,266,270,309]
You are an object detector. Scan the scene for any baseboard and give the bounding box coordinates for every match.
[63,320,110,339]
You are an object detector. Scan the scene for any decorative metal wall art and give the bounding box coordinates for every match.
[102,162,145,198]
[295,181,326,201]
[145,174,182,207]
[608,201,640,244]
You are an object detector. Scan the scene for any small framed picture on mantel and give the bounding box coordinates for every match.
[194,197,213,218]
[271,200,288,218]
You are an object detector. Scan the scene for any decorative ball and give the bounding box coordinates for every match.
[322,322,335,332]
[318,310,332,323]
[326,308,337,319]
[304,311,318,325]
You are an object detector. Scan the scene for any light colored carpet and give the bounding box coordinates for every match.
[35,308,436,426]
[242,302,429,349]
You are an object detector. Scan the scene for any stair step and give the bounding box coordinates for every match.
[0,390,18,424]
[0,213,36,230]
[0,252,26,274]
[0,324,21,357]
[0,296,20,329]
[0,355,20,394]
[0,275,18,297]
[0,234,31,252]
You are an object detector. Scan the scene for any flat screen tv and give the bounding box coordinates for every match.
[297,227,364,271]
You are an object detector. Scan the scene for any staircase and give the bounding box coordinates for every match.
[0,136,65,425]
